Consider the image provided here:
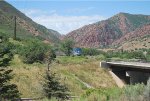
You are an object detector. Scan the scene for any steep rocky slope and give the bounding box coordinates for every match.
[0,1,60,43]
[65,13,150,48]
[113,24,150,50]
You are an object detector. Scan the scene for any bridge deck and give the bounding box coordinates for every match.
[106,61,150,70]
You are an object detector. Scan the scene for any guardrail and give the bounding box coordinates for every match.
[16,96,79,101]
[15,97,43,101]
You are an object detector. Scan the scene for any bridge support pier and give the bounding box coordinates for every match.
[110,70,150,87]
[126,71,150,85]
[112,70,130,84]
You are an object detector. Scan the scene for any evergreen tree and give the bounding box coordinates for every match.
[0,36,20,100]
[43,72,69,100]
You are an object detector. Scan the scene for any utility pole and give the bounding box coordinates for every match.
[14,16,16,40]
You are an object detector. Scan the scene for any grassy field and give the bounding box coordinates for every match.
[9,55,46,98]
[8,55,150,101]
[9,55,116,99]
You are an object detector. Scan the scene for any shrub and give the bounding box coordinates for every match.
[95,54,106,60]
[123,84,145,101]
[60,39,74,56]
[19,39,52,64]
[0,43,13,66]
[106,50,146,61]
[82,48,104,56]
[82,88,122,101]
[143,78,150,101]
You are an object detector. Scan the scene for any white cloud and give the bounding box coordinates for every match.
[21,9,106,34]
[32,14,105,34]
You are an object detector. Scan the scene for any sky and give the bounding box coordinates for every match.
[6,0,150,34]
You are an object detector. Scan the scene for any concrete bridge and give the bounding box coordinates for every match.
[100,61,150,88]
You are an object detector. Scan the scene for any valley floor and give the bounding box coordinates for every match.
[9,55,116,99]
[8,55,150,101]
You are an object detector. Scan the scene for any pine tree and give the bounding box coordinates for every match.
[0,36,20,100]
[43,72,69,100]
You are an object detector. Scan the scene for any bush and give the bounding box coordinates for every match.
[123,84,145,101]
[82,48,104,56]
[143,79,150,101]
[105,50,146,61]
[122,81,150,101]
[82,88,122,101]
[95,54,106,61]
[56,56,88,64]
[19,39,52,64]
[60,39,74,56]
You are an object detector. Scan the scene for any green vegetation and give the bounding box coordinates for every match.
[1,12,150,100]
[1,36,149,100]
[0,1,60,44]
[81,48,104,56]
[105,49,150,62]
[8,52,116,98]
[56,56,88,64]
[0,36,20,100]
[1,1,150,100]
[40,81,150,101]
[106,50,145,60]
[61,39,74,56]
[18,39,52,64]
[43,72,69,100]
[124,13,150,28]
[0,36,55,65]
[121,80,150,101]
[79,88,122,101]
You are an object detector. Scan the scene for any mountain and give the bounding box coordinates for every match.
[0,1,60,44]
[65,13,150,48]
[113,24,150,50]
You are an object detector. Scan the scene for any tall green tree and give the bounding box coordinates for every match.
[61,39,74,56]
[0,36,20,100]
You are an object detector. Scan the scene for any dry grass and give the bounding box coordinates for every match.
[9,55,46,98]
[8,55,116,98]
[52,61,116,88]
